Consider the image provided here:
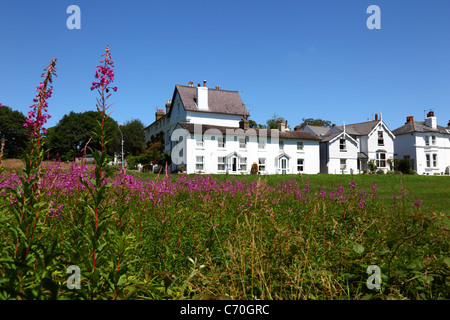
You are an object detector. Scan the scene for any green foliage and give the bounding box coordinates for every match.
[46,111,119,161]
[250,162,258,175]
[394,158,415,174]
[0,105,30,158]
[297,117,334,130]
[368,160,377,173]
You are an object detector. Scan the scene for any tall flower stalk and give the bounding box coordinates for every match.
[82,45,117,277]
[0,59,58,299]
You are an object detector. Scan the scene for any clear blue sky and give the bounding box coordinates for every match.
[1,0,449,131]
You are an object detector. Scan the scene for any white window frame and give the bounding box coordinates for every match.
[239,157,247,171]
[432,153,437,167]
[258,158,266,173]
[297,141,304,151]
[258,137,266,150]
[340,159,347,170]
[297,159,304,172]
[431,135,436,146]
[196,156,204,171]
[279,140,284,151]
[376,152,386,168]
[339,138,346,151]
[239,137,246,149]
[425,136,430,146]
[218,157,226,171]
[378,131,384,146]
[426,154,431,167]
[218,136,225,149]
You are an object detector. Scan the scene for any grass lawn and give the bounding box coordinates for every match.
[175,173,450,214]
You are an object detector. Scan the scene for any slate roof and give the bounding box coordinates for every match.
[331,120,380,136]
[392,121,450,136]
[304,125,332,136]
[177,122,320,140]
[173,85,249,116]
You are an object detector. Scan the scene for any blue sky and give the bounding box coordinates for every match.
[1,0,449,131]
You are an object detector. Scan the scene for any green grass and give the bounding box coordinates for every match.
[135,171,450,214]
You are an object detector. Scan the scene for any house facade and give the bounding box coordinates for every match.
[392,112,450,175]
[144,81,320,174]
[304,114,395,173]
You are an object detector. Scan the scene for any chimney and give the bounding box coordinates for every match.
[239,115,249,130]
[188,81,194,87]
[375,113,378,121]
[155,109,165,121]
[215,86,220,90]
[277,119,286,132]
[424,111,437,129]
[406,116,414,124]
[196,80,208,110]
[294,125,300,132]
[165,100,172,114]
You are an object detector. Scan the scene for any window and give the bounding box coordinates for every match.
[378,131,384,146]
[431,135,436,146]
[258,137,266,150]
[239,137,246,149]
[258,158,266,172]
[425,136,430,146]
[297,159,304,172]
[297,141,304,151]
[376,152,386,168]
[340,159,346,170]
[433,154,437,167]
[426,154,431,167]
[196,156,204,171]
[240,157,247,171]
[218,136,225,148]
[279,140,284,150]
[339,138,346,151]
[218,157,226,171]
[196,136,204,149]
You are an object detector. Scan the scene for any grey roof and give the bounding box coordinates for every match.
[319,131,342,142]
[332,120,380,136]
[172,85,249,116]
[177,122,320,140]
[304,125,332,136]
[392,121,450,136]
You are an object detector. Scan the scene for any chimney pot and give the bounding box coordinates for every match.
[427,111,435,118]
[203,80,207,87]
[294,126,300,131]
[375,113,378,121]
[215,86,220,90]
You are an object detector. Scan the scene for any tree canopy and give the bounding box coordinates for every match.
[298,117,334,130]
[0,105,30,158]
[46,111,119,161]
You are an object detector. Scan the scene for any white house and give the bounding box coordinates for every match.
[304,114,396,173]
[392,112,450,175]
[144,81,321,174]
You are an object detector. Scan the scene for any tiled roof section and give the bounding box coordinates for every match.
[175,85,249,116]
[319,131,343,142]
[304,125,332,136]
[332,120,380,136]
[177,122,320,140]
[392,121,450,136]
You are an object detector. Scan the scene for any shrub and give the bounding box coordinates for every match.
[394,158,413,174]
[376,169,385,174]
[250,162,258,175]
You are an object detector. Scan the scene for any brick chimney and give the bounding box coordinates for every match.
[277,119,286,132]
[425,111,437,129]
[294,125,300,132]
[375,113,378,121]
[405,116,414,124]
[239,115,249,130]
[196,80,208,111]
[155,109,165,121]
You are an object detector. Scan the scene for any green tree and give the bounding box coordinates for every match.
[266,114,289,129]
[298,117,334,130]
[46,111,119,161]
[121,119,146,157]
[0,105,30,158]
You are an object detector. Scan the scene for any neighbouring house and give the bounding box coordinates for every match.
[304,114,396,173]
[392,111,450,175]
[144,81,321,174]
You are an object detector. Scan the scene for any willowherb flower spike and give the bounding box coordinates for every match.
[23,58,57,138]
